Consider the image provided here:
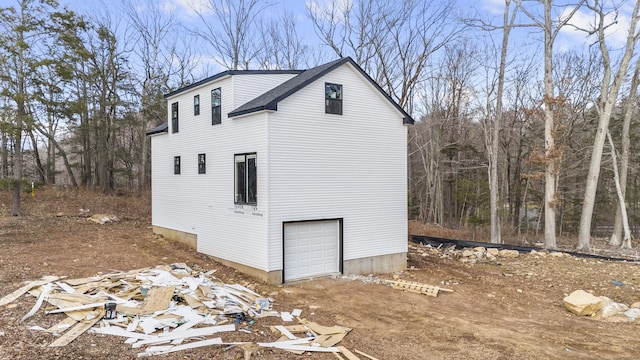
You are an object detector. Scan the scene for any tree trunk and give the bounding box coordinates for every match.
[542,0,557,249]
[607,130,631,248]
[610,57,639,246]
[577,1,640,251]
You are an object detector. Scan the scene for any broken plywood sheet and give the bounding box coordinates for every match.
[117,286,175,315]
[300,319,352,336]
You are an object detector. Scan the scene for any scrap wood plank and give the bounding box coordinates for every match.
[354,349,380,360]
[338,346,361,360]
[47,292,105,305]
[48,309,104,347]
[385,279,453,297]
[275,335,305,355]
[46,301,105,314]
[299,320,351,335]
[0,276,60,307]
[274,325,297,340]
[21,283,53,322]
[183,294,204,309]
[63,276,101,287]
[270,324,308,333]
[313,332,348,348]
[46,316,78,334]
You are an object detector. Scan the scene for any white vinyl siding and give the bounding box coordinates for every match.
[152,76,270,271]
[231,74,298,109]
[267,63,408,272]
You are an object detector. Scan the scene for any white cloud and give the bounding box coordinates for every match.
[304,0,353,24]
[480,0,507,16]
[160,0,213,18]
[560,5,632,49]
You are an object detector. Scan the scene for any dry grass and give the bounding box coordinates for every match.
[0,185,150,220]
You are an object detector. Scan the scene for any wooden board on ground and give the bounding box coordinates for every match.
[386,279,453,297]
[46,317,78,335]
[354,349,380,360]
[338,346,361,360]
[117,286,175,315]
[0,276,60,307]
[300,319,351,335]
[48,309,105,347]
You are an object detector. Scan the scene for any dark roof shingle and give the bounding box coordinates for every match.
[228,57,414,124]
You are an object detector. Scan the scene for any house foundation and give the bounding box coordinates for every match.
[343,252,407,275]
[152,226,406,284]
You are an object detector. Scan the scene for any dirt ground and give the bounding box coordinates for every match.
[1,187,639,359]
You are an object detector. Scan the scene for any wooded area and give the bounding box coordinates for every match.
[1,0,640,251]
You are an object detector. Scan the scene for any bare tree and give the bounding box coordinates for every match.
[307,0,461,112]
[610,56,640,247]
[576,0,640,251]
[521,0,585,249]
[191,0,266,70]
[257,9,309,69]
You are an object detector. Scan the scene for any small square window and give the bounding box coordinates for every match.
[174,156,181,174]
[234,153,256,205]
[325,83,342,115]
[198,153,206,174]
[194,95,200,116]
[171,102,179,132]
[211,88,221,125]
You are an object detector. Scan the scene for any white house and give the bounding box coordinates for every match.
[147,57,414,284]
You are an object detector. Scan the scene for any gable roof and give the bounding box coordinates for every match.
[164,69,303,99]
[228,57,414,124]
[146,122,168,136]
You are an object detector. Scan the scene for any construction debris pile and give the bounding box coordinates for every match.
[0,264,376,359]
[409,242,572,264]
[563,289,640,322]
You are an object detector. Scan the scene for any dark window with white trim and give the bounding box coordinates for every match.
[194,95,200,116]
[211,88,221,125]
[234,153,257,205]
[174,156,181,174]
[325,83,342,115]
[171,102,179,132]
[198,153,206,174]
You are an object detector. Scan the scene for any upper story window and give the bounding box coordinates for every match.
[174,156,181,174]
[234,153,257,205]
[198,153,206,174]
[211,88,221,125]
[171,102,179,133]
[325,83,342,115]
[194,95,200,116]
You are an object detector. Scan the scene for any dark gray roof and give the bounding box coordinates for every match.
[228,57,414,124]
[146,122,168,136]
[164,70,303,99]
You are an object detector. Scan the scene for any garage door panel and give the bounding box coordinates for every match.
[284,220,340,281]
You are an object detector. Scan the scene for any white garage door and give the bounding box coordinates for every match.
[284,220,340,282]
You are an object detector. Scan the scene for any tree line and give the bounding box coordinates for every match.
[1,0,640,251]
